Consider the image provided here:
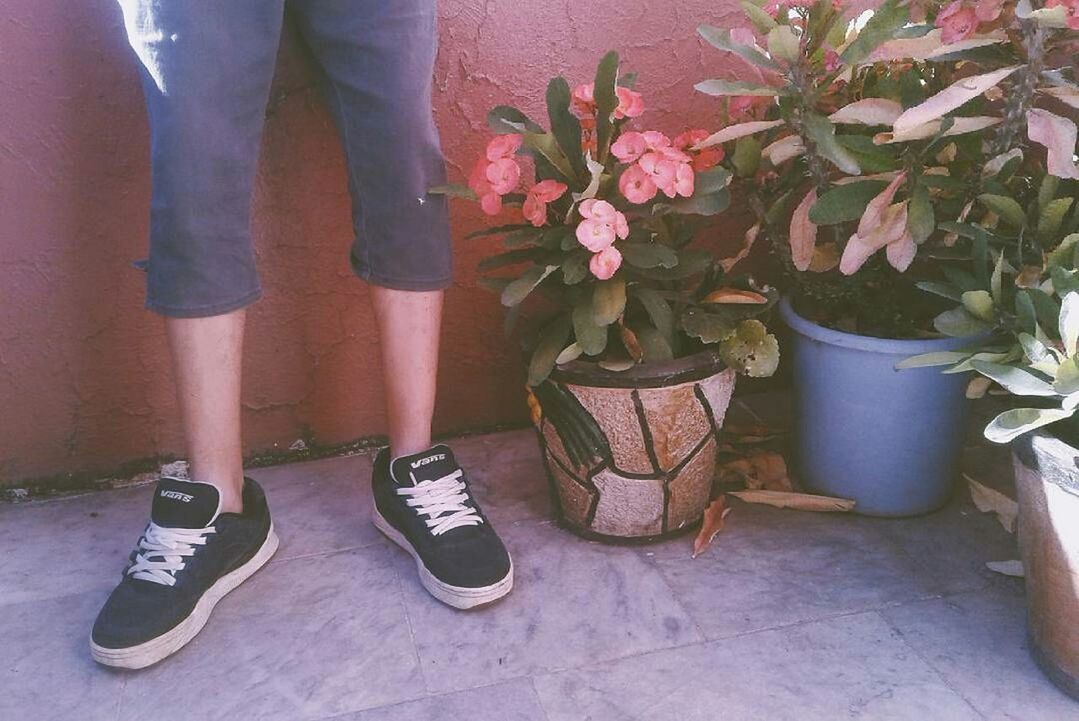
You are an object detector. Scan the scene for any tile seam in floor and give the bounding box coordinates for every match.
[632,545,708,643]
[528,676,555,721]
[269,539,388,565]
[388,555,429,696]
[308,678,541,721]
[874,608,990,720]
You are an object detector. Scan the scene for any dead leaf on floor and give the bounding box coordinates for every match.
[986,560,1024,577]
[716,451,793,492]
[729,490,856,512]
[692,496,732,558]
[966,376,992,399]
[965,474,1018,534]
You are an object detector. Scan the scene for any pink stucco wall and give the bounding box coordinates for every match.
[1,0,756,486]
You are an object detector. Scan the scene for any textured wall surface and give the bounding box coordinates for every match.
[1,0,755,485]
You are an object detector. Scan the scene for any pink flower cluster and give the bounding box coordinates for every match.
[934,0,1005,43]
[571,83,645,121]
[469,135,523,215]
[523,180,568,227]
[612,131,698,204]
[575,199,628,280]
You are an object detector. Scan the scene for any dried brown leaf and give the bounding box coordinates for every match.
[692,496,733,558]
[717,451,793,491]
[965,474,1017,533]
[729,490,856,512]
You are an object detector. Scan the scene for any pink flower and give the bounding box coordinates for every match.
[673,162,694,198]
[1046,0,1079,29]
[579,198,618,223]
[974,0,1004,21]
[572,82,596,116]
[486,134,522,161]
[580,116,598,154]
[673,129,725,171]
[619,164,659,204]
[823,49,841,72]
[763,0,784,17]
[614,87,645,119]
[576,218,617,252]
[935,1,979,43]
[485,157,521,195]
[590,246,623,280]
[639,152,680,198]
[612,131,649,162]
[641,131,672,151]
[522,180,567,227]
[469,157,503,216]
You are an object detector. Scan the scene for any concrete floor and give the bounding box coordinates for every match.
[2,395,1077,721]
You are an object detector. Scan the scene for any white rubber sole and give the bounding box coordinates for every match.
[90,524,280,670]
[373,509,513,610]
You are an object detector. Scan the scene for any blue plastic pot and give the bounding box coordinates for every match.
[779,297,978,517]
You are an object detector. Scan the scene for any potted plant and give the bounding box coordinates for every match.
[894,2,1078,687]
[433,53,780,542]
[691,0,1073,516]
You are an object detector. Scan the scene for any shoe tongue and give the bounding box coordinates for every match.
[151,477,221,529]
[390,445,459,486]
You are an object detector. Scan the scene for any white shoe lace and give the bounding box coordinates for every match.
[126,522,216,586]
[397,470,484,536]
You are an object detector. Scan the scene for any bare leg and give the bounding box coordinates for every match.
[369,287,444,457]
[165,309,246,513]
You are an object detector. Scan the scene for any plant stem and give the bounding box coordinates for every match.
[988,19,1045,157]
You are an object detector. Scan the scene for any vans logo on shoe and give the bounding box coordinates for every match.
[411,454,446,469]
[160,490,194,503]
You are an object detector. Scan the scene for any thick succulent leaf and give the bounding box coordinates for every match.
[961,290,996,321]
[803,113,861,175]
[592,277,627,325]
[829,99,903,126]
[680,307,738,344]
[893,66,1021,134]
[934,307,992,337]
[697,25,782,71]
[546,77,586,178]
[487,106,546,134]
[695,79,785,97]
[971,361,1056,397]
[528,315,572,386]
[841,0,909,65]
[1027,109,1079,180]
[789,189,818,271]
[984,407,1075,444]
[907,183,935,244]
[695,120,784,149]
[572,301,608,356]
[718,320,780,377]
[593,51,620,162]
[631,287,675,342]
[978,194,1027,228]
[895,351,974,369]
[1060,292,1079,357]
[501,264,559,307]
[809,180,889,224]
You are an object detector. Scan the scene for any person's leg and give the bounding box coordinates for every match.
[167,310,246,512]
[92,0,284,668]
[369,288,444,457]
[294,0,513,608]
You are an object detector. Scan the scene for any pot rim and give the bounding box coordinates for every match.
[779,296,985,355]
[551,348,730,389]
[1012,428,1079,497]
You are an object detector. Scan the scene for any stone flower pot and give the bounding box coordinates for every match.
[534,349,735,543]
[1011,430,1079,700]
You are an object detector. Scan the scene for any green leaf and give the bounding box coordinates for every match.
[487,106,545,134]
[1038,175,1060,212]
[573,301,608,356]
[741,1,778,32]
[1016,290,1038,335]
[984,407,1075,443]
[1060,291,1079,356]
[697,25,781,72]
[808,180,889,224]
[840,0,909,66]
[680,307,738,344]
[659,188,732,216]
[594,51,620,162]
[501,264,558,307]
[802,114,860,175]
[478,248,548,271]
[593,278,627,325]
[895,351,973,369]
[934,307,992,337]
[718,319,780,377]
[466,223,533,240]
[971,361,1056,396]
[732,136,762,177]
[1038,197,1075,241]
[428,184,476,200]
[990,252,1005,304]
[766,25,800,63]
[1055,357,1079,395]
[693,167,733,195]
[528,316,572,386]
[978,194,1027,228]
[620,242,679,269]
[916,281,962,301]
[694,79,785,96]
[1052,266,1079,296]
[632,287,675,343]
[561,252,589,285]
[907,183,934,244]
[962,290,996,321]
[635,326,675,363]
[522,132,575,181]
[1048,233,1079,268]
[546,77,586,179]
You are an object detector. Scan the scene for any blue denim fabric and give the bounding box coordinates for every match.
[118,0,452,317]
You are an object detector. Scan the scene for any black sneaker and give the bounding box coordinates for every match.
[372,445,513,609]
[90,477,278,669]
